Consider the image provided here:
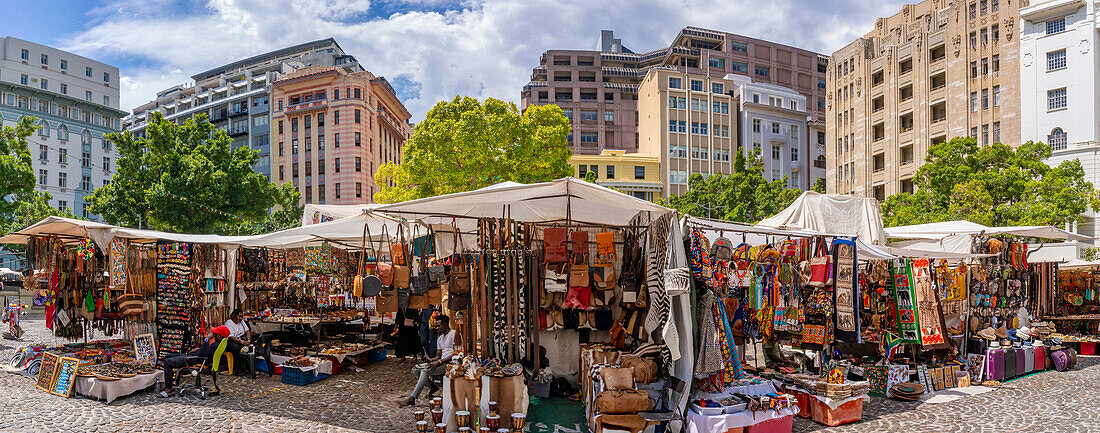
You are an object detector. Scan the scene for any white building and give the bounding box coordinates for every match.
[0,36,123,218]
[1021,0,1100,254]
[736,79,823,191]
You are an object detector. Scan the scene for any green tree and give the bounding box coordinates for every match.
[86,112,278,233]
[0,117,38,219]
[584,170,598,183]
[812,177,826,193]
[374,96,573,203]
[881,137,1095,227]
[663,150,802,223]
[222,183,303,235]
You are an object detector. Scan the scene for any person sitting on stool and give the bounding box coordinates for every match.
[397,314,459,407]
[224,309,253,372]
[157,326,230,398]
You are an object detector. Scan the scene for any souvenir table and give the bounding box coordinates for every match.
[73,370,163,404]
[270,354,335,375]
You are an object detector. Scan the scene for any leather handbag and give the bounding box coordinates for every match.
[448,291,470,310]
[599,367,635,390]
[545,263,568,293]
[544,226,568,263]
[118,285,143,317]
[592,262,616,291]
[808,237,831,287]
[393,263,411,289]
[571,230,589,255]
[594,389,653,414]
[377,262,394,286]
[569,254,590,287]
[449,256,471,294]
[620,355,657,384]
[408,292,429,309]
[391,225,408,266]
[596,231,616,262]
[362,273,383,298]
[377,287,399,313]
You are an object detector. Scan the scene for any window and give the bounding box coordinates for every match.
[982,57,989,75]
[1049,128,1067,150]
[969,2,977,18]
[1047,49,1066,71]
[103,72,110,82]
[103,157,110,172]
[354,88,361,99]
[333,89,339,100]
[992,25,1000,42]
[40,79,48,90]
[335,183,341,199]
[354,109,361,123]
[970,61,978,78]
[993,121,1001,143]
[60,83,67,95]
[982,124,990,145]
[58,172,67,188]
[20,49,28,60]
[40,53,49,65]
[606,165,615,179]
[772,145,781,160]
[589,166,599,177]
[85,66,92,77]
[755,65,770,77]
[982,88,989,109]
[992,54,999,72]
[278,166,284,180]
[334,111,340,124]
[771,122,780,134]
[731,41,747,52]
[791,125,799,139]
[80,175,90,191]
[58,148,67,165]
[355,157,362,172]
[334,133,340,148]
[971,91,979,112]
[1046,17,1066,35]
[669,170,689,184]
[981,28,988,45]
[752,93,759,103]
[992,0,999,11]
[731,61,748,73]
[700,123,708,135]
[634,166,646,179]
[580,110,597,121]
[971,127,979,138]
[678,121,686,133]
[82,152,90,168]
[668,77,682,89]
[1048,88,1068,110]
[20,74,27,85]
[690,99,699,111]
[103,96,110,106]
[564,109,573,121]
[712,83,724,94]
[604,111,614,122]
[669,121,677,132]
[669,97,677,108]
[752,119,761,133]
[356,182,363,198]
[993,86,1000,107]
[355,132,361,146]
[690,80,703,91]
[58,201,68,212]
[85,90,92,102]
[791,147,799,161]
[38,169,47,185]
[580,132,599,143]
[709,57,725,69]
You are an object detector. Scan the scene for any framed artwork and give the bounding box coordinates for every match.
[35,352,59,393]
[133,333,157,363]
[966,354,985,382]
[51,356,80,397]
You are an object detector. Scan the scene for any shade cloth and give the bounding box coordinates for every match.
[885,220,1089,241]
[73,370,163,404]
[755,191,887,245]
[301,203,384,226]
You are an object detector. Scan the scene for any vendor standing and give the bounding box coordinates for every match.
[158,326,230,398]
[398,314,458,407]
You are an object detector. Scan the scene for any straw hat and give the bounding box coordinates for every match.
[979,327,997,341]
[996,324,1008,340]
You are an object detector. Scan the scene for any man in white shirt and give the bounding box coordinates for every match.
[398,314,459,407]
[223,309,252,372]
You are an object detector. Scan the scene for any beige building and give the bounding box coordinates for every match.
[522,28,828,155]
[569,150,662,201]
[827,0,1020,199]
[638,69,740,198]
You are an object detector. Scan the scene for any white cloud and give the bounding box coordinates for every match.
[61,0,910,119]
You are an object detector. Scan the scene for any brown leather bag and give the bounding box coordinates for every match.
[391,225,408,266]
[571,230,589,255]
[449,256,470,294]
[599,367,635,390]
[594,389,653,415]
[592,262,616,291]
[620,355,658,384]
[544,227,568,263]
[377,287,398,313]
[596,231,615,261]
[393,263,411,289]
[570,254,590,287]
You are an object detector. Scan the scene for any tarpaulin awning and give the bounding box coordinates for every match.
[300,203,385,226]
[884,220,1089,241]
[239,211,421,250]
[755,191,887,245]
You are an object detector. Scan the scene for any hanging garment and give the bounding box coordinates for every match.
[693,292,724,378]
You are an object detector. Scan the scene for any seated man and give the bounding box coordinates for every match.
[397,314,459,407]
[223,309,253,371]
[157,326,231,398]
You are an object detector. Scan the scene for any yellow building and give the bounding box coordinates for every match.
[569,150,662,201]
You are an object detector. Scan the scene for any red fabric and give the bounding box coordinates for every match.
[44,304,55,330]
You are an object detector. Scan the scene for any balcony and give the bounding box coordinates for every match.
[228,107,248,118]
[229,128,248,137]
[284,99,327,114]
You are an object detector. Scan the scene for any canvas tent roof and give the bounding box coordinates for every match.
[884,220,1089,241]
[0,216,115,245]
[301,203,385,226]
[0,216,253,252]
[377,177,674,227]
[239,211,418,250]
[755,191,887,245]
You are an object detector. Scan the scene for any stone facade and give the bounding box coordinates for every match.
[827,0,1021,199]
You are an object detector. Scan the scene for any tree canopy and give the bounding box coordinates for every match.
[86,112,280,233]
[374,96,573,203]
[0,116,37,218]
[881,137,1095,227]
[663,150,802,223]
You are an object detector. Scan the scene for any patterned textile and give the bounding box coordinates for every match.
[689,228,714,288]
[833,239,859,340]
[714,292,746,382]
[694,291,724,378]
[644,213,673,374]
[109,238,127,288]
[911,258,948,348]
[493,252,506,358]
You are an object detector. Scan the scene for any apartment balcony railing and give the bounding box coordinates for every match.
[228,108,249,118]
[284,99,327,114]
[229,128,248,137]
[682,27,725,40]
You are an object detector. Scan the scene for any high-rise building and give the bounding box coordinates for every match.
[827,0,1021,199]
[737,81,825,191]
[1021,0,1100,247]
[522,27,829,155]
[271,65,412,205]
[0,36,124,219]
[123,39,362,179]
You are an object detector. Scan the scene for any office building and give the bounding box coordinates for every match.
[123,39,362,179]
[737,81,826,191]
[828,0,1020,199]
[522,27,829,155]
[271,65,412,205]
[570,150,662,201]
[0,36,124,218]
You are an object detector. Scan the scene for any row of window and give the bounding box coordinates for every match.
[37,169,109,190]
[563,109,614,122]
[750,119,800,138]
[748,93,800,111]
[967,0,1000,19]
[38,144,112,168]
[278,157,367,179]
[668,145,734,162]
[277,86,365,111]
[667,78,728,95]
[969,86,1002,111]
[294,182,364,202]
[277,130,363,156]
[576,164,647,180]
[967,24,1001,49]
[2,91,117,129]
[968,121,1003,145]
[19,48,111,82]
[968,55,1001,77]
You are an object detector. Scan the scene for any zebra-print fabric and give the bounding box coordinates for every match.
[644,213,674,374]
[492,252,507,358]
[515,224,527,360]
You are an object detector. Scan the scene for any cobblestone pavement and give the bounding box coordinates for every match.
[4,316,1100,432]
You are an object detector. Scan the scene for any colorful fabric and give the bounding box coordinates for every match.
[714,293,746,382]
[109,238,127,288]
[911,258,947,348]
[689,228,713,287]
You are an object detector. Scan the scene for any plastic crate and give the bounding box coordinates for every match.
[1081,342,1096,355]
[319,355,343,375]
[282,367,319,386]
[367,346,388,362]
[811,397,863,427]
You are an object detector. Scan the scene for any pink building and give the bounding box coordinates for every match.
[271,65,412,204]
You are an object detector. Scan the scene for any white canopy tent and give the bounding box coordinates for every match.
[239,211,422,251]
[755,191,888,245]
[0,216,117,247]
[300,203,385,226]
[885,220,1091,256]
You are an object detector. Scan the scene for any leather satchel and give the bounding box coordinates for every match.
[391,225,408,266]
[428,265,447,285]
[571,230,589,255]
[620,355,658,384]
[393,264,411,289]
[545,263,568,293]
[362,274,383,298]
[449,257,471,294]
[544,227,568,263]
[377,287,399,313]
[599,367,635,390]
[410,274,430,294]
[596,231,616,261]
[592,262,616,291]
[570,254,590,287]
[377,262,394,286]
[594,389,653,415]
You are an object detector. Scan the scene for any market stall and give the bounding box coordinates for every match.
[379,178,692,433]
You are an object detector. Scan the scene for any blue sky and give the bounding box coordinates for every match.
[4,0,908,120]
